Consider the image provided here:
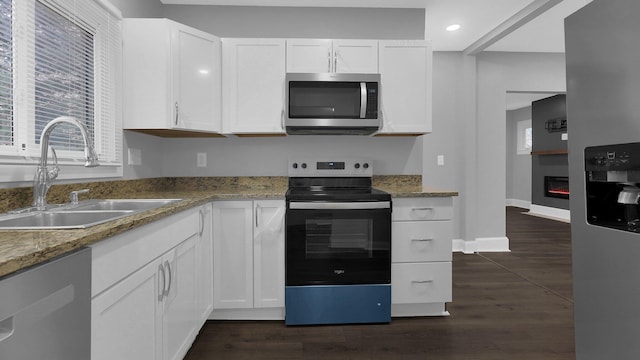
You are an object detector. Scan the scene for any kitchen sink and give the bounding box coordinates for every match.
[0,198,182,230]
[70,199,182,211]
[0,210,134,230]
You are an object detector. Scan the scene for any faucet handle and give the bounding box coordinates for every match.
[47,146,60,181]
[70,189,90,205]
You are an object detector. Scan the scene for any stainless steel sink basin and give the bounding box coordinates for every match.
[0,210,134,230]
[0,198,182,230]
[70,199,182,211]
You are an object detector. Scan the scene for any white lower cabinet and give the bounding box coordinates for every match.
[211,200,285,319]
[197,203,214,323]
[391,197,453,317]
[91,205,213,360]
[163,236,198,360]
[92,255,162,360]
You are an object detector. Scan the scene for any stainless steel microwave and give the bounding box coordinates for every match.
[285,73,380,135]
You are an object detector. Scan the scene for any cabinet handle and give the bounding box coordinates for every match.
[411,238,433,242]
[164,260,172,298]
[199,209,205,237]
[411,280,433,284]
[255,204,261,228]
[174,102,179,126]
[360,82,367,118]
[412,207,434,211]
[0,316,14,343]
[327,50,331,72]
[158,263,166,301]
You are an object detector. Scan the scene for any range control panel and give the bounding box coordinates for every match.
[288,158,373,177]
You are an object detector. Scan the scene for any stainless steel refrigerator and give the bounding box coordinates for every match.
[566,0,640,358]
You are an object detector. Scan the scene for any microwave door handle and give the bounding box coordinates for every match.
[360,82,367,118]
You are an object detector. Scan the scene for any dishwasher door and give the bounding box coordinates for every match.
[0,247,91,360]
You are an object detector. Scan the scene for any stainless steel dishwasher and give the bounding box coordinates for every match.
[0,247,91,359]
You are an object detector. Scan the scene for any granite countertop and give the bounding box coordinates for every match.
[0,176,457,278]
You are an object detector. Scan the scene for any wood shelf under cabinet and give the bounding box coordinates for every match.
[127,129,226,138]
[531,149,568,156]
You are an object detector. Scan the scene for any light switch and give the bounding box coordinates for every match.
[197,152,207,167]
[437,155,445,166]
[561,133,568,141]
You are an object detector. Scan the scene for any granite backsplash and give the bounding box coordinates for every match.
[0,175,421,213]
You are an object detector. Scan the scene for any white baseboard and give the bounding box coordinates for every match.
[506,198,531,209]
[452,237,511,254]
[528,204,570,223]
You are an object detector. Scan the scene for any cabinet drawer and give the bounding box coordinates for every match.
[392,197,453,221]
[392,221,452,262]
[91,209,200,297]
[391,262,451,304]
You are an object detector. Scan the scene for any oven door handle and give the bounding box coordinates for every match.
[289,201,391,210]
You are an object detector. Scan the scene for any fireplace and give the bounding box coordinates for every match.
[544,176,570,199]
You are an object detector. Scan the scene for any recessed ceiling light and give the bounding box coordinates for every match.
[446,24,461,32]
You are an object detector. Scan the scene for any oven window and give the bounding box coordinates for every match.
[305,217,372,259]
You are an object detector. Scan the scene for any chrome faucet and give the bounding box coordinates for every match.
[32,116,99,210]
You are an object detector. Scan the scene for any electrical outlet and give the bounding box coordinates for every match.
[437,155,445,166]
[197,152,207,167]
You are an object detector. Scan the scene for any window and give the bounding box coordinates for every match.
[517,119,532,155]
[0,0,122,182]
[35,1,95,152]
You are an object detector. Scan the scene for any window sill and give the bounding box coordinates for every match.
[0,163,122,184]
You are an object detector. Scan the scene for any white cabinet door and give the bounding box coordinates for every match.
[333,40,379,73]
[253,200,285,308]
[163,235,199,360]
[92,258,163,360]
[123,19,222,134]
[378,40,432,135]
[197,204,214,322]
[222,38,286,134]
[212,201,254,309]
[286,39,378,73]
[173,24,222,132]
[286,39,332,73]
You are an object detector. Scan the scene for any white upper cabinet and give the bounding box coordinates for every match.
[377,40,432,135]
[222,38,286,135]
[123,19,222,136]
[286,39,378,73]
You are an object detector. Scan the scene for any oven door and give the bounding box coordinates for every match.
[286,200,391,286]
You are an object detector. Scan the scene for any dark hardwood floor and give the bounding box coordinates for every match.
[185,207,574,359]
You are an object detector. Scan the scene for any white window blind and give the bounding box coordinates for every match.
[0,0,12,148]
[0,0,122,176]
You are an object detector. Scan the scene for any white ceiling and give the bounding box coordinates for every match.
[159,0,593,53]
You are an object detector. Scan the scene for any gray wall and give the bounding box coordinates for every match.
[163,5,425,39]
[473,52,565,245]
[161,136,421,177]
[506,106,532,206]
[109,0,163,17]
